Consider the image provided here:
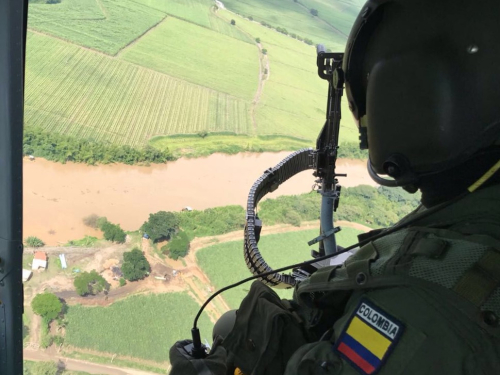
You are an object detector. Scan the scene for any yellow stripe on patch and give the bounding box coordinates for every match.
[346,317,392,359]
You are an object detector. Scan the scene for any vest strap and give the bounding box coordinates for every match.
[453,249,500,306]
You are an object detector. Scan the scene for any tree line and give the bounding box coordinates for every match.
[23,127,175,165]
[140,186,420,260]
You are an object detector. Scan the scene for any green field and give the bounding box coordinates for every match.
[216,10,359,143]
[65,293,213,363]
[120,17,260,100]
[28,0,166,55]
[26,32,251,145]
[196,227,362,309]
[220,0,348,50]
[26,0,361,156]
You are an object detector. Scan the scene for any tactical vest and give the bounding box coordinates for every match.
[291,184,500,374]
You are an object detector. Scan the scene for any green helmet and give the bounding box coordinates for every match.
[344,0,500,189]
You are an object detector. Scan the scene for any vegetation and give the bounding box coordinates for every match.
[24,360,58,375]
[164,230,190,260]
[97,218,126,243]
[197,227,362,308]
[101,222,126,243]
[65,236,99,247]
[65,293,213,362]
[23,127,174,165]
[120,17,259,100]
[26,32,251,148]
[258,186,420,228]
[31,293,62,321]
[141,211,180,242]
[73,270,109,296]
[25,0,361,160]
[28,0,166,55]
[25,236,44,248]
[220,0,349,50]
[121,248,150,281]
[119,277,126,287]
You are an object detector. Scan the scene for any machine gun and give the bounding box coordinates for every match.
[189,46,348,358]
[243,46,346,288]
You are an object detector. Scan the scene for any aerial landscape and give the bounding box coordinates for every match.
[22,0,421,374]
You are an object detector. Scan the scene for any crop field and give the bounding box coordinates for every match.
[25,32,251,145]
[26,0,361,153]
[132,0,254,43]
[216,10,359,143]
[298,0,363,36]
[120,17,259,100]
[28,0,166,55]
[197,227,362,309]
[65,293,213,363]
[220,0,348,49]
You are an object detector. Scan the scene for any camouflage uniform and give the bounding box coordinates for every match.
[224,183,500,375]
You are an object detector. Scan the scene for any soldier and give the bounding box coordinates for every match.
[169,0,500,373]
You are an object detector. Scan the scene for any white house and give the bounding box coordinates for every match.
[32,251,47,270]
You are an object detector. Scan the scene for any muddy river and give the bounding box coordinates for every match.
[24,152,376,245]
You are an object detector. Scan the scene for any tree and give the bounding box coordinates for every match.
[74,270,108,296]
[31,361,58,375]
[100,220,126,243]
[262,49,268,55]
[255,37,261,43]
[31,293,62,320]
[122,248,150,281]
[141,211,180,242]
[230,19,236,25]
[25,236,44,248]
[165,231,190,260]
[310,8,318,16]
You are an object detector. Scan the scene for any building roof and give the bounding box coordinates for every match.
[34,251,46,261]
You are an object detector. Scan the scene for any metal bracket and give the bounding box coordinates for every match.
[308,227,341,246]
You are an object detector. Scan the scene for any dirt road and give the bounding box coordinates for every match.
[24,349,165,375]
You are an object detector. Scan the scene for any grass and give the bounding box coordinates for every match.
[220,0,349,50]
[120,17,260,100]
[64,293,213,362]
[131,0,254,43]
[298,0,363,36]
[28,0,166,55]
[196,227,362,309]
[24,360,102,375]
[62,351,167,374]
[217,10,359,143]
[149,133,313,157]
[26,0,361,154]
[26,31,251,146]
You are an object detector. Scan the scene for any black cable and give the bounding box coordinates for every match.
[192,190,467,331]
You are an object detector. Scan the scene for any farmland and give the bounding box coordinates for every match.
[120,17,260,100]
[220,0,348,49]
[196,227,362,309]
[28,0,166,55]
[25,0,361,156]
[64,292,213,363]
[25,31,251,145]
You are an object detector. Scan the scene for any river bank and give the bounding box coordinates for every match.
[24,152,375,245]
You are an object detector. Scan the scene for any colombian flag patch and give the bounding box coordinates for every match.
[334,299,404,375]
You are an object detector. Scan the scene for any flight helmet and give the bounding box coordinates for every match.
[343,0,500,190]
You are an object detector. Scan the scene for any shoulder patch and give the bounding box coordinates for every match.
[334,298,404,375]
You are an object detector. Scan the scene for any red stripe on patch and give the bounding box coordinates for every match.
[338,342,376,374]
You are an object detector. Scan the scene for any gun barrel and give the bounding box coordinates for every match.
[316,44,326,55]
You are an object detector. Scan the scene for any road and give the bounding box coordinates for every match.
[24,349,167,375]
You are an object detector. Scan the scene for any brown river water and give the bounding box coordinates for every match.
[24,152,376,245]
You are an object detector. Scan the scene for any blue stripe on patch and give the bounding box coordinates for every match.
[342,333,381,369]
